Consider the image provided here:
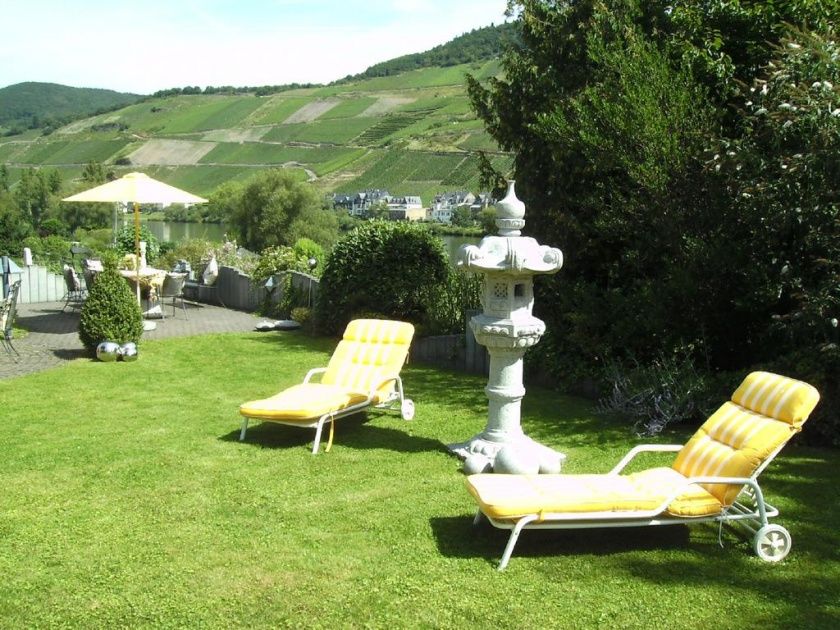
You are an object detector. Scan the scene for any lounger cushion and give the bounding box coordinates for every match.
[239,383,369,423]
[673,373,820,505]
[731,371,820,426]
[466,467,722,521]
[322,319,414,397]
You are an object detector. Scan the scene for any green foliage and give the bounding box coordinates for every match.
[316,221,449,334]
[596,353,712,436]
[708,27,840,444]
[115,224,160,263]
[420,268,482,336]
[292,238,324,271]
[156,238,216,274]
[228,169,338,252]
[0,81,140,131]
[290,306,312,324]
[469,1,840,439]
[251,245,310,283]
[13,167,61,228]
[78,262,143,354]
[338,23,515,82]
[0,190,33,254]
[20,234,71,269]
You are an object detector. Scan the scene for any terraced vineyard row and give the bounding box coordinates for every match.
[356,108,441,145]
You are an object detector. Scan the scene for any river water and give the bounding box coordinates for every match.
[127,219,479,266]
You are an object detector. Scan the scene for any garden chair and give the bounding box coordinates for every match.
[81,258,103,293]
[61,264,86,311]
[159,272,188,320]
[465,371,820,570]
[1,280,21,358]
[239,319,416,454]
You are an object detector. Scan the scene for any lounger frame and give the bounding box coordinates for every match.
[239,367,412,454]
[476,442,792,570]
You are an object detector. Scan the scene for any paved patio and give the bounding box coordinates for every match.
[1,301,262,380]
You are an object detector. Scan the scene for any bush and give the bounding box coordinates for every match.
[251,245,309,283]
[315,221,449,335]
[115,224,160,264]
[78,260,143,355]
[596,353,711,436]
[156,239,216,274]
[292,238,324,272]
[420,268,481,336]
[290,306,312,329]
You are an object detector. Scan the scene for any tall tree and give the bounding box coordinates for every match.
[467,0,840,383]
[228,169,338,252]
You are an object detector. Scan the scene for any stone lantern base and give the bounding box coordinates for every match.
[449,433,566,475]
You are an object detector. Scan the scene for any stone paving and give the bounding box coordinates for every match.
[1,301,262,380]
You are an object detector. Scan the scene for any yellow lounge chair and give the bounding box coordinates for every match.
[239,319,415,454]
[465,371,820,569]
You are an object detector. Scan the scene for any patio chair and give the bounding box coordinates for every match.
[1,280,21,358]
[239,319,416,454]
[465,371,820,570]
[61,264,86,311]
[159,272,188,320]
[81,258,103,293]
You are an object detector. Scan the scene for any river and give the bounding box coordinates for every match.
[125,219,479,265]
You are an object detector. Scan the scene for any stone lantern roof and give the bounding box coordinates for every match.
[458,181,563,276]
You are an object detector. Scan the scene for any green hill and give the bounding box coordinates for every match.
[337,22,516,82]
[0,82,141,134]
[0,38,511,203]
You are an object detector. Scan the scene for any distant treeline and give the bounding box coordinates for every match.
[335,22,516,83]
[0,82,141,137]
[151,83,322,98]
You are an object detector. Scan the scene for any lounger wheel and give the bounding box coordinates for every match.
[400,399,415,420]
[753,524,791,562]
[400,398,414,420]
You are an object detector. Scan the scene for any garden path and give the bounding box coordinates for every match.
[1,301,261,380]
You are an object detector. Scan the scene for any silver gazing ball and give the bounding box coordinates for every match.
[118,342,138,362]
[96,341,120,362]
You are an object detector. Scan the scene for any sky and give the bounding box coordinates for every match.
[0,0,510,94]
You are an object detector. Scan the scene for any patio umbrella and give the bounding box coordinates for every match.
[63,172,208,306]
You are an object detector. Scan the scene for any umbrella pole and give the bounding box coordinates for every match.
[134,201,141,307]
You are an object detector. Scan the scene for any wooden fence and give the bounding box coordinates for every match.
[7,265,67,304]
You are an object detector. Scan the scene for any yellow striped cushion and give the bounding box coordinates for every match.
[322,319,414,396]
[672,372,820,505]
[239,383,369,422]
[731,371,820,426]
[465,468,721,520]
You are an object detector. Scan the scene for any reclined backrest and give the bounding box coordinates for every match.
[2,281,21,338]
[63,265,81,291]
[672,371,820,505]
[321,319,415,397]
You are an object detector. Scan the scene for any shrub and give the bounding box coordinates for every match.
[290,306,312,329]
[251,245,309,283]
[115,224,160,264]
[420,268,482,336]
[78,260,143,355]
[315,221,449,335]
[596,353,710,436]
[157,239,216,273]
[292,238,324,273]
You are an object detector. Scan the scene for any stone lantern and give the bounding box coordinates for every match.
[451,181,565,474]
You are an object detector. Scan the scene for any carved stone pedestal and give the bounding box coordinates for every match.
[449,181,566,474]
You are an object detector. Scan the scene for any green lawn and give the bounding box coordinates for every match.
[0,333,837,627]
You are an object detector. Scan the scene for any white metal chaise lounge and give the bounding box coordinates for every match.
[465,371,820,569]
[239,319,416,454]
